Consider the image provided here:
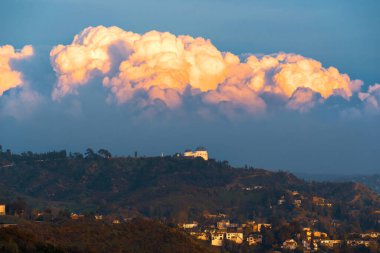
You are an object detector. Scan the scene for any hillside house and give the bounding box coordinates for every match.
[346,240,371,247]
[256,223,272,232]
[181,222,198,229]
[217,220,231,229]
[278,196,286,205]
[190,232,208,241]
[303,228,328,241]
[282,239,298,250]
[247,234,262,245]
[290,190,300,196]
[94,215,103,220]
[70,213,84,220]
[294,199,302,207]
[0,204,5,216]
[245,220,256,228]
[313,231,328,239]
[302,240,318,251]
[319,239,342,249]
[312,196,332,207]
[226,232,244,244]
[361,232,380,239]
[211,233,224,246]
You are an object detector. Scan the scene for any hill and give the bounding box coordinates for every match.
[0,149,379,233]
[297,173,380,194]
[0,218,213,253]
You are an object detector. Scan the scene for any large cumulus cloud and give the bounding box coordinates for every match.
[50,26,363,114]
[0,45,33,96]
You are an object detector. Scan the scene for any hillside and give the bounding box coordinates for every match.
[0,150,379,233]
[350,175,380,194]
[297,173,380,194]
[0,218,213,253]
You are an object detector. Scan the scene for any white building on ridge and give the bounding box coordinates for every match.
[184,147,208,160]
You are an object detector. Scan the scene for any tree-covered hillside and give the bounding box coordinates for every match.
[0,218,213,253]
[0,148,379,233]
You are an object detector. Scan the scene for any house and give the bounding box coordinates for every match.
[70,213,84,220]
[184,147,208,160]
[226,232,243,244]
[302,240,318,251]
[313,231,328,239]
[0,204,5,216]
[290,191,300,196]
[319,239,342,248]
[245,220,256,228]
[228,222,239,229]
[190,232,209,241]
[346,240,371,247]
[278,196,286,205]
[282,239,298,250]
[294,199,302,207]
[36,211,44,216]
[181,221,198,229]
[247,234,262,245]
[361,232,380,239]
[0,224,17,228]
[312,196,332,207]
[217,220,231,229]
[256,223,272,232]
[94,215,103,220]
[303,228,328,241]
[211,233,224,246]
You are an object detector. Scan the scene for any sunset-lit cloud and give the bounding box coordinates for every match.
[0,45,33,96]
[286,87,323,113]
[50,26,365,114]
[359,84,380,113]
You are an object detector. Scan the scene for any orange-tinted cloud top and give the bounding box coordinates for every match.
[50,26,363,113]
[0,45,33,96]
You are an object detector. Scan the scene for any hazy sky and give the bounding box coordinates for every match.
[0,0,379,174]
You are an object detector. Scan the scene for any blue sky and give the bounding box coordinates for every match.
[0,0,379,174]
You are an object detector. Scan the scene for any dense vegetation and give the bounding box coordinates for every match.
[0,218,213,253]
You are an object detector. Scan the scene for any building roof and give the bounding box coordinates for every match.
[195,146,207,151]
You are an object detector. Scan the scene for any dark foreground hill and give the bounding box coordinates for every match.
[0,218,213,253]
[0,150,379,233]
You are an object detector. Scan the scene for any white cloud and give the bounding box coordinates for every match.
[49,26,364,115]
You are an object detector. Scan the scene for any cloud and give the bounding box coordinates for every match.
[50,26,364,114]
[203,83,266,115]
[359,84,380,113]
[287,87,323,113]
[0,88,43,120]
[0,45,33,96]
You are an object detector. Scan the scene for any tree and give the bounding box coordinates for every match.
[71,152,83,159]
[85,148,96,159]
[261,226,275,249]
[98,149,112,159]
[12,198,27,216]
